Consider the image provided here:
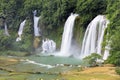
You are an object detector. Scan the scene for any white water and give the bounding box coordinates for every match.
[16,20,26,41]
[42,38,56,53]
[103,40,110,60]
[80,15,109,59]
[22,59,54,68]
[4,23,10,36]
[33,10,41,36]
[58,13,78,57]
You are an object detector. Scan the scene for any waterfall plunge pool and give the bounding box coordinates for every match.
[0,54,84,80]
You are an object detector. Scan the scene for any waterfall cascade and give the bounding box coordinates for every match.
[80,15,109,59]
[4,23,10,36]
[33,10,41,36]
[16,20,26,41]
[59,13,78,57]
[42,38,56,53]
[103,41,110,60]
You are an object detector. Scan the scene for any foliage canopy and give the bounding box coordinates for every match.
[0,0,120,65]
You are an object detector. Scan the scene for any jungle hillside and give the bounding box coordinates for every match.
[0,0,120,66]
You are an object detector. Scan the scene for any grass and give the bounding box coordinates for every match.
[63,73,120,80]
[0,74,28,80]
[61,67,120,80]
[0,50,30,57]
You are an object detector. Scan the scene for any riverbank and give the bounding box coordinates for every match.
[61,66,120,80]
[0,56,120,80]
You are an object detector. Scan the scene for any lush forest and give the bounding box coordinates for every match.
[0,0,120,66]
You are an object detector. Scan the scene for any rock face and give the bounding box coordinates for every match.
[33,37,41,49]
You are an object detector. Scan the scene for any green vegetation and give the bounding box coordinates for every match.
[116,67,120,75]
[105,0,120,66]
[0,0,107,54]
[83,53,102,67]
[0,0,120,66]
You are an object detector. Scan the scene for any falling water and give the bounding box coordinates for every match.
[80,15,109,59]
[16,20,26,41]
[59,13,78,57]
[103,38,111,60]
[33,10,41,36]
[103,44,110,60]
[42,38,56,53]
[4,23,10,36]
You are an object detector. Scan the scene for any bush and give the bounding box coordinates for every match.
[107,51,120,66]
[115,67,120,75]
[83,53,102,67]
[0,50,30,56]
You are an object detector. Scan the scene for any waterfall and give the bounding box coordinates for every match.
[16,20,26,41]
[42,38,56,53]
[33,10,41,36]
[4,23,10,36]
[103,38,111,60]
[59,13,78,57]
[103,44,110,60]
[80,15,109,59]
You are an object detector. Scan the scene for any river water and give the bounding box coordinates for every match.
[0,55,83,80]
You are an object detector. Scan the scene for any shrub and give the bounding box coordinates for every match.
[83,53,102,67]
[115,67,120,75]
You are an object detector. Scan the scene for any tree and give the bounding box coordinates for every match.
[83,53,102,67]
[105,0,120,66]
